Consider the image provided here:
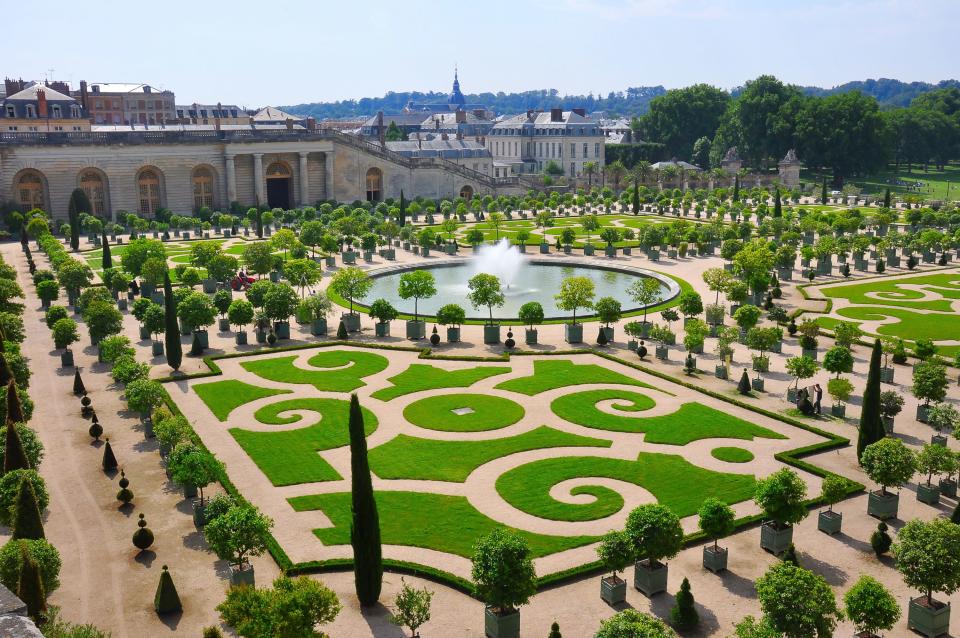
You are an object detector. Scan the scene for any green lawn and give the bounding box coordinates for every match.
[230,398,378,486]
[402,394,525,432]
[849,163,960,203]
[711,447,755,463]
[495,359,657,396]
[551,393,784,445]
[822,273,960,312]
[289,491,596,559]
[495,452,757,522]
[371,364,512,401]
[192,379,291,421]
[368,426,610,482]
[837,305,960,343]
[241,350,389,392]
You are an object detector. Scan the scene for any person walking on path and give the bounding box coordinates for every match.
[813,383,823,415]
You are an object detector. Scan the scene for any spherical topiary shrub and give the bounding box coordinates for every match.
[133,514,154,551]
[88,416,103,441]
[0,470,49,527]
[117,470,134,505]
[0,538,62,595]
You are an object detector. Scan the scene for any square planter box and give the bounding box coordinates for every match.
[483,325,501,345]
[363,251,375,262]
[375,322,390,337]
[883,415,895,434]
[152,341,164,356]
[539,244,550,254]
[325,256,336,268]
[932,434,948,447]
[193,501,207,528]
[60,350,74,368]
[525,329,538,345]
[818,510,842,535]
[406,320,425,340]
[202,279,217,294]
[274,322,290,340]
[627,339,638,352]
[218,317,230,332]
[602,326,614,343]
[342,313,361,332]
[605,246,616,257]
[235,331,248,345]
[831,404,846,418]
[310,319,327,336]
[917,404,931,423]
[881,366,895,383]
[341,252,356,265]
[702,545,728,573]
[633,560,668,597]
[801,348,818,360]
[917,483,941,505]
[867,490,899,520]
[445,244,457,255]
[600,576,627,605]
[908,597,951,638]
[446,327,461,343]
[564,323,583,344]
[484,607,520,638]
[195,330,210,348]
[655,345,669,360]
[230,565,255,589]
[939,478,957,498]
[714,365,728,379]
[269,271,281,282]
[760,521,793,554]
[583,245,595,256]
[751,377,765,392]
[182,483,198,499]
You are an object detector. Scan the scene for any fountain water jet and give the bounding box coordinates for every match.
[472,238,526,288]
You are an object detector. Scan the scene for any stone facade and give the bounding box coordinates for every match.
[487,108,605,178]
[0,128,524,222]
[778,149,802,188]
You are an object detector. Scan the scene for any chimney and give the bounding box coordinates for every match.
[214,117,221,131]
[36,89,48,117]
[526,109,534,119]
[441,132,449,141]
[572,108,586,117]
[550,108,562,122]
[473,109,484,119]
[435,118,440,130]
[306,117,317,130]
[79,80,89,110]
[456,130,463,141]
[455,109,466,124]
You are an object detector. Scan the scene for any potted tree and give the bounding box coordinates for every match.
[754,468,808,554]
[732,304,761,344]
[555,276,595,344]
[927,401,959,446]
[143,303,166,356]
[827,377,854,419]
[912,359,947,424]
[650,325,673,361]
[713,326,739,379]
[227,298,254,345]
[468,273,505,345]
[213,289,233,332]
[204,503,273,588]
[726,281,748,317]
[36,279,59,309]
[596,530,632,605]
[131,297,155,341]
[263,283,298,340]
[627,278,663,338]
[594,296,621,342]
[683,319,708,372]
[940,448,959,499]
[177,291,216,349]
[625,504,682,597]
[746,326,779,392]
[369,298,398,338]
[624,321,643,352]
[915,443,952,505]
[817,474,849,535]
[860,437,916,520]
[126,378,165,438]
[843,575,901,638]
[879,390,904,434]
[678,290,703,328]
[329,266,371,333]
[518,302,544,345]
[299,293,332,337]
[797,318,820,360]
[52,317,79,367]
[471,529,536,638]
[785,355,819,404]
[894,518,960,637]
[698,497,735,573]
[398,269,436,340]
[436,303,466,343]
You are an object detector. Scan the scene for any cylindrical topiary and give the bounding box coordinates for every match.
[102,438,118,472]
[133,513,154,551]
[154,565,182,615]
[117,470,134,505]
[72,368,86,395]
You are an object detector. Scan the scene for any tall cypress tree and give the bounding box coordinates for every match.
[67,189,90,252]
[0,353,13,387]
[820,178,828,205]
[348,393,381,606]
[732,175,740,202]
[4,420,31,473]
[163,273,182,371]
[6,381,25,424]
[255,208,263,239]
[398,190,406,227]
[17,545,46,621]
[858,339,885,461]
[101,229,112,270]
[12,477,44,540]
[773,188,782,217]
[883,187,891,209]
[632,180,639,214]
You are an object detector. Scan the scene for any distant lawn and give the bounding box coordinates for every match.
[371,364,511,401]
[241,349,389,391]
[848,162,960,204]
[837,305,960,342]
[403,394,525,432]
[551,392,784,445]
[369,426,610,482]
[496,359,657,396]
[711,447,755,463]
[821,272,960,312]
[230,398,378,486]
[289,491,596,559]
[495,452,757,522]
[192,379,291,421]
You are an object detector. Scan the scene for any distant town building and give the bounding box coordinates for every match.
[360,112,426,139]
[415,110,493,139]
[1,82,89,133]
[78,82,176,125]
[404,69,491,118]
[174,103,250,125]
[487,108,604,177]
[250,106,304,125]
[386,138,492,176]
[600,118,635,144]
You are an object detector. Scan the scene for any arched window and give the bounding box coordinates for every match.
[192,166,214,210]
[266,162,291,178]
[459,185,474,201]
[365,167,382,202]
[16,172,45,212]
[79,170,106,216]
[137,169,162,216]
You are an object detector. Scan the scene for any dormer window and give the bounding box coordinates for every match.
[25,105,36,118]
[52,105,62,118]
[5,105,14,118]
[70,105,80,118]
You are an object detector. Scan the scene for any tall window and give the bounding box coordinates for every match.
[16,172,45,211]
[595,143,600,157]
[192,166,214,210]
[570,143,576,158]
[80,171,106,216]
[365,167,382,202]
[583,143,588,158]
[137,169,161,216]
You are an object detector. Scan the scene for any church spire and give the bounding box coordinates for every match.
[449,66,465,107]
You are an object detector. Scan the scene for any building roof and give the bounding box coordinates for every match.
[251,106,301,121]
[88,83,171,95]
[91,123,304,132]
[362,112,427,128]
[5,83,75,102]
[387,139,488,152]
[651,160,701,171]
[420,111,491,128]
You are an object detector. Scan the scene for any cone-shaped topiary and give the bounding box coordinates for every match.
[117,470,133,505]
[349,393,382,606]
[0,353,14,388]
[133,513,154,551]
[6,381,25,424]
[101,229,112,270]
[337,320,348,340]
[154,565,182,615]
[88,414,103,441]
[202,627,224,638]
[737,368,751,394]
[871,522,892,557]
[597,327,608,346]
[102,438,118,472]
[164,273,182,372]
[72,369,86,395]
[548,621,562,638]
[11,476,44,541]
[781,543,800,567]
[670,577,699,630]
[3,420,31,473]
[857,339,885,462]
[16,544,46,622]
[685,353,696,375]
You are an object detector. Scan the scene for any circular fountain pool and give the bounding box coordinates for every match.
[363,259,681,321]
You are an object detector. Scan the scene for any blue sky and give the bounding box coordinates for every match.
[4,0,957,108]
